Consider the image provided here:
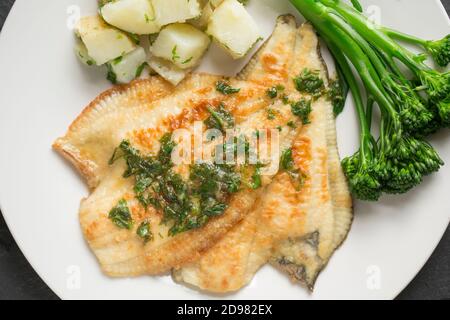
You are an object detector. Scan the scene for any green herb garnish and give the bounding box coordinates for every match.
[137,221,153,243]
[109,199,133,229]
[204,103,235,132]
[216,81,241,95]
[106,64,117,84]
[267,85,285,99]
[291,99,312,124]
[171,45,180,62]
[280,148,306,191]
[110,133,261,236]
[293,69,325,97]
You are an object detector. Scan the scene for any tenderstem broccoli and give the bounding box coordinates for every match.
[382,28,450,68]
[290,0,447,200]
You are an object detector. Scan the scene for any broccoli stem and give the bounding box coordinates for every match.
[326,39,369,139]
[324,1,428,73]
[320,0,450,113]
[381,27,427,46]
[366,96,374,131]
[349,0,363,12]
[319,11,382,200]
[382,27,450,68]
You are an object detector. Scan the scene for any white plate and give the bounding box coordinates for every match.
[0,0,449,300]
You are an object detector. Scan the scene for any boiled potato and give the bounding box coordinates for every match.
[75,39,96,66]
[189,2,214,30]
[100,0,160,35]
[207,0,261,59]
[106,46,147,84]
[76,16,136,65]
[150,24,210,69]
[152,0,201,26]
[148,55,189,85]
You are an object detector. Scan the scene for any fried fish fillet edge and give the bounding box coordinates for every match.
[53,77,175,189]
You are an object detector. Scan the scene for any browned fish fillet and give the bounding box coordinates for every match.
[53,77,175,189]
[174,15,300,292]
[54,15,352,290]
[54,29,304,276]
[175,23,353,292]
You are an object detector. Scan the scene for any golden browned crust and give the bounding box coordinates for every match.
[53,76,175,189]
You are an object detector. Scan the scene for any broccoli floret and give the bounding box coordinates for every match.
[437,96,450,126]
[382,137,443,194]
[383,76,434,134]
[425,35,450,67]
[418,70,450,102]
[342,152,381,201]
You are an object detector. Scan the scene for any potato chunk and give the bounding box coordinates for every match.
[74,39,96,66]
[106,47,147,84]
[148,56,189,85]
[190,2,214,30]
[100,0,160,35]
[207,0,261,59]
[150,24,210,69]
[75,16,136,65]
[152,0,201,26]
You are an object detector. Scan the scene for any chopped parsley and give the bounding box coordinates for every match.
[128,33,141,45]
[267,108,277,120]
[241,163,263,190]
[293,69,325,97]
[144,13,155,24]
[171,45,180,62]
[109,199,133,230]
[135,62,147,78]
[328,70,348,117]
[287,120,297,129]
[266,85,285,99]
[280,148,307,191]
[109,132,262,236]
[204,103,235,132]
[106,64,117,84]
[216,81,241,95]
[280,148,295,171]
[181,57,193,65]
[137,221,153,243]
[291,99,312,125]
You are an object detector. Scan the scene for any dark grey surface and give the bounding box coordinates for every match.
[0,0,449,300]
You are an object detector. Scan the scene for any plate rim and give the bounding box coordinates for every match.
[0,0,449,300]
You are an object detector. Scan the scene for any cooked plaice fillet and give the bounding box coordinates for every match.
[79,76,303,276]
[54,15,352,290]
[174,22,353,292]
[269,24,353,289]
[53,77,175,189]
[271,25,353,290]
[173,14,300,292]
[55,32,305,275]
